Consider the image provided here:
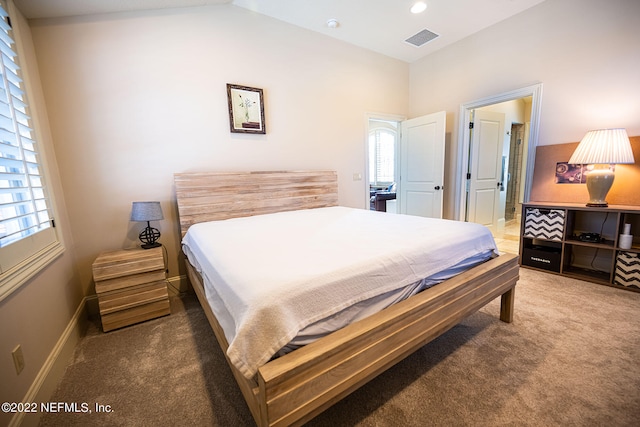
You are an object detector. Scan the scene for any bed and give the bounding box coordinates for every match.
[174,170,519,427]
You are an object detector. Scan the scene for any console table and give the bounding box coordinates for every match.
[520,202,640,292]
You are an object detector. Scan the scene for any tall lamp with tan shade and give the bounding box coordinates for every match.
[568,128,635,207]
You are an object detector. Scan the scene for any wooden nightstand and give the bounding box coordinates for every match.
[92,247,170,332]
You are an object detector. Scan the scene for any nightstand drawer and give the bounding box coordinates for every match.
[92,247,164,282]
[95,270,166,293]
[98,280,169,315]
[101,299,170,332]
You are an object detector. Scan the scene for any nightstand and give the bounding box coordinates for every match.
[92,247,170,332]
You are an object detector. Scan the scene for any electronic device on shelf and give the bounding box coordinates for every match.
[577,232,602,243]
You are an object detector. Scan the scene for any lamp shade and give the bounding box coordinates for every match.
[130,201,164,222]
[568,128,634,165]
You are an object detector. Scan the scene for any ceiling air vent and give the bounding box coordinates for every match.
[405,29,439,47]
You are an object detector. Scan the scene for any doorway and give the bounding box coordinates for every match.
[367,117,401,213]
[505,123,525,223]
[457,83,543,254]
[366,111,446,218]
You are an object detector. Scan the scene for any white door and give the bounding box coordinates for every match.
[467,110,505,232]
[399,111,446,218]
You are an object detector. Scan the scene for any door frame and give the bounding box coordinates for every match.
[455,83,543,221]
[364,112,406,209]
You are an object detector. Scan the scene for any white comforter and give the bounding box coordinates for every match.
[182,206,497,379]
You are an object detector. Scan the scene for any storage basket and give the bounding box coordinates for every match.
[524,207,565,242]
[614,251,640,289]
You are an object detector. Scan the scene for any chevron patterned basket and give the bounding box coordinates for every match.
[614,251,640,289]
[524,208,565,242]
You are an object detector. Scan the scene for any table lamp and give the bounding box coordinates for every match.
[568,128,635,207]
[130,201,164,249]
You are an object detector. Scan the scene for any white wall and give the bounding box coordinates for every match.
[409,0,640,218]
[29,4,409,291]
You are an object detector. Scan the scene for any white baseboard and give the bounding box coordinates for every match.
[10,298,89,427]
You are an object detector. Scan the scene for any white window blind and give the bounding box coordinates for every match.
[0,2,60,301]
[368,129,396,185]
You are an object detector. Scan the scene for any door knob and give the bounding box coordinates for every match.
[434,186,441,190]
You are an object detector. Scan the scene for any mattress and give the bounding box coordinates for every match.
[182,206,498,379]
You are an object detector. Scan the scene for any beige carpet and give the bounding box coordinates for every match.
[39,268,640,426]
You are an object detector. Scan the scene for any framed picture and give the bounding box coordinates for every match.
[555,162,585,184]
[226,84,266,134]
[555,162,616,184]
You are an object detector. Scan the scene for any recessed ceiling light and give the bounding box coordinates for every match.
[327,18,339,28]
[411,2,427,14]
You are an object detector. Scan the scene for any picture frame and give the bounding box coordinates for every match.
[555,162,584,184]
[226,84,265,134]
[555,162,616,184]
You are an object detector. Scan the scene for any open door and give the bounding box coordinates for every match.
[467,109,505,232]
[399,111,446,219]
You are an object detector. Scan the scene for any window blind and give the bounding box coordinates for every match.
[0,5,52,249]
[0,1,60,301]
[369,129,396,185]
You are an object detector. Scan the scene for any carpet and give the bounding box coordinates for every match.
[39,268,640,426]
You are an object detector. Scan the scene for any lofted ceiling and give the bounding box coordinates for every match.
[12,0,547,63]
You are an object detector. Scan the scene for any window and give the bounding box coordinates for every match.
[0,2,62,301]
[369,127,396,185]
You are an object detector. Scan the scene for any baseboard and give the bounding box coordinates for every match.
[167,274,189,295]
[10,275,189,426]
[10,297,89,427]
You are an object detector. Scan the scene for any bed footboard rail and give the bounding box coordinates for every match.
[256,253,519,427]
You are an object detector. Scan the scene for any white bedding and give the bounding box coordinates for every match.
[182,206,498,379]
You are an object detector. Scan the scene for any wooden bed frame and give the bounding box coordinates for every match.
[174,170,519,427]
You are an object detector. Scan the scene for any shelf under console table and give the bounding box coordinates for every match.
[520,202,640,292]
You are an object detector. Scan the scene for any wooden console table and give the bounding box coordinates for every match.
[520,202,640,291]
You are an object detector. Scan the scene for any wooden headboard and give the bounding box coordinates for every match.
[174,170,338,237]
